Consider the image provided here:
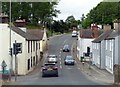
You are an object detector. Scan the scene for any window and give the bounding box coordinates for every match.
[33,41,35,51]
[39,43,40,49]
[31,57,32,67]
[110,40,112,51]
[105,40,107,50]
[28,41,30,53]
[31,41,32,52]
[27,59,30,70]
[33,56,35,66]
[36,41,38,50]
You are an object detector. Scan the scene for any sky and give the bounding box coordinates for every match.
[53,0,103,21]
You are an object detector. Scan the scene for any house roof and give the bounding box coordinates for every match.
[92,30,113,43]
[106,30,120,39]
[27,29,44,40]
[11,26,41,40]
[79,29,102,38]
[80,29,93,38]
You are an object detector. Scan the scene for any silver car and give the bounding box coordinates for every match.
[64,55,75,65]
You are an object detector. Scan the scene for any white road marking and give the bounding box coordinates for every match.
[59,58,61,61]
[60,51,61,54]
[78,68,80,69]
[68,68,72,70]
[59,55,61,57]
[60,65,62,69]
[60,61,62,64]
[63,40,67,44]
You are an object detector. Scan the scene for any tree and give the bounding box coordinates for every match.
[2,2,60,25]
[81,2,120,28]
[65,15,78,28]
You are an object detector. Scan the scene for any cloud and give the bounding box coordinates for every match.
[54,0,103,20]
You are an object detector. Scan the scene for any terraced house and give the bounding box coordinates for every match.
[0,14,47,75]
[92,20,120,74]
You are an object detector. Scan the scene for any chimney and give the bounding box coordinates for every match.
[113,19,120,30]
[103,24,111,31]
[0,13,9,23]
[91,24,99,38]
[14,19,27,32]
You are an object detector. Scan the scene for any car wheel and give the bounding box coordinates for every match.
[56,74,58,77]
[42,74,45,77]
[64,62,66,65]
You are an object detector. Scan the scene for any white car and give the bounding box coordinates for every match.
[72,30,77,37]
[47,55,57,63]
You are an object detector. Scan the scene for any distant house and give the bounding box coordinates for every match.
[92,29,113,69]
[27,28,48,53]
[77,25,101,61]
[0,14,46,75]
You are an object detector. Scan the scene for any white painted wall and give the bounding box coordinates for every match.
[79,38,94,57]
[0,24,41,75]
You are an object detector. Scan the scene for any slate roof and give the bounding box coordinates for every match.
[27,29,44,40]
[11,26,41,40]
[92,30,113,43]
[106,30,120,39]
[79,29,102,38]
[80,29,93,38]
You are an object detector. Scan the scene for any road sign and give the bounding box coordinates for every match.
[2,60,7,68]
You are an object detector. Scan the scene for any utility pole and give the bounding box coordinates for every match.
[9,0,13,81]
[13,40,18,81]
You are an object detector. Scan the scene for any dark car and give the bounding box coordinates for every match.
[63,45,70,52]
[64,55,75,65]
[41,63,58,77]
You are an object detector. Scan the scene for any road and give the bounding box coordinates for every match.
[4,34,101,85]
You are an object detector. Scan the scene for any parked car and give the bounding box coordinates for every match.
[47,55,57,63]
[63,45,70,52]
[64,55,75,65]
[41,63,58,77]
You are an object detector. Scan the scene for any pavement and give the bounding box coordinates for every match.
[76,60,114,85]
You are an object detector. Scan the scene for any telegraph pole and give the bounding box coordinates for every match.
[9,0,13,81]
[14,40,18,81]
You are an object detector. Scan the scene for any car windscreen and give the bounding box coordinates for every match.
[48,55,56,58]
[66,56,73,60]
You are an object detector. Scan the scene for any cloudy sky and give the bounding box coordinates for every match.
[53,0,103,21]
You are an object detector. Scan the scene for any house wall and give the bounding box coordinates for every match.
[115,36,120,64]
[43,28,48,50]
[105,40,114,74]
[79,38,93,57]
[118,36,120,64]
[92,43,100,68]
[0,24,11,71]
[25,40,41,75]
[0,24,41,75]
[101,40,106,69]
[0,24,26,75]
